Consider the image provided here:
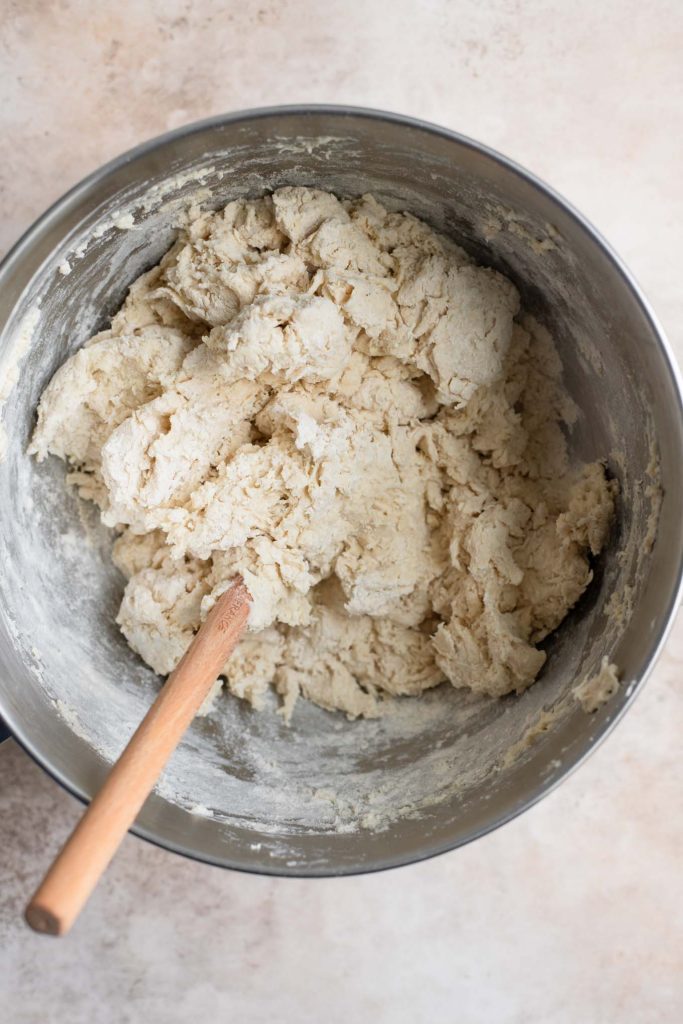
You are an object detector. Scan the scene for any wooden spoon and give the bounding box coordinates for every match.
[25,578,251,936]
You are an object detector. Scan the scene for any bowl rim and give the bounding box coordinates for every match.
[2,103,682,877]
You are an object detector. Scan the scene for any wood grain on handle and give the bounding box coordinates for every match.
[25,579,250,936]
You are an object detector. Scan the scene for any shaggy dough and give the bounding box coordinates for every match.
[31,188,617,720]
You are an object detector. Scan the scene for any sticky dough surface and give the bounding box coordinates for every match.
[31,188,616,720]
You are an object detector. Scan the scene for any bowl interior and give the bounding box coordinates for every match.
[0,110,679,874]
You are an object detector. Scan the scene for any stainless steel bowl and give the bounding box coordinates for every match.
[1,106,681,875]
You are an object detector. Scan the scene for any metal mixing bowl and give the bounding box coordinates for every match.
[1,106,681,876]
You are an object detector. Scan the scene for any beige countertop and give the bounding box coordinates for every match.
[1,2,682,1021]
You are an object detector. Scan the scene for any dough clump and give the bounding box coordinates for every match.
[31,188,616,720]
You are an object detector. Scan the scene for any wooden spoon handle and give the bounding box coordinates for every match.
[25,579,250,936]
